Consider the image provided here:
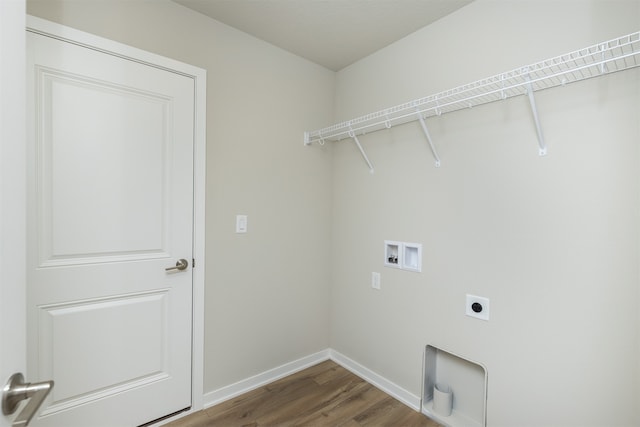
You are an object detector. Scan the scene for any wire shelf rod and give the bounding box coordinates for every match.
[304,31,639,146]
[316,49,637,142]
[310,49,638,143]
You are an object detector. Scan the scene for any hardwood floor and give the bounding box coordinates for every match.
[165,360,441,427]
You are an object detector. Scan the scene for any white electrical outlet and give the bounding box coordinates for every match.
[466,294,490,321]
[371,272,381,290]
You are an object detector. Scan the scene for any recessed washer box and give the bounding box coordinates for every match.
[384,241,402,268]
[384,241,422,272]
[402,243,422,272]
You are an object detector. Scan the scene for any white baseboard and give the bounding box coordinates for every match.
[203,349,331,408]
[203,348,421,413]
[328,349,421,411]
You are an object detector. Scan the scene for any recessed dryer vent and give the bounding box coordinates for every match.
[422,345,487,427]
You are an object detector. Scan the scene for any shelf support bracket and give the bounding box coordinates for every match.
[416,112,441,167]
[524,72,547,156]
[348,127,374,174]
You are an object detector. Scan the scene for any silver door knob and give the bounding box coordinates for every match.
[165,258,189,272]
[2,373,53,427]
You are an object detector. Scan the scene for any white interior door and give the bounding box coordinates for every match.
[1,1,27,426]
[26,28,195,427]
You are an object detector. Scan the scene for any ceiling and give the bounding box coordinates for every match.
[173,0,474,71]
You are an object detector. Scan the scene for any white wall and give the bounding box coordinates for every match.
[26,0,335,394]
[331,0,640,426]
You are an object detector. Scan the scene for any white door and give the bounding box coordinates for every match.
[1,1,27,426]
[26,29,195,427]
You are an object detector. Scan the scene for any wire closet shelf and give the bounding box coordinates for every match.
[303,31,640,163]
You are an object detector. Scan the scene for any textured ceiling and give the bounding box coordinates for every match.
[173,0,474,71]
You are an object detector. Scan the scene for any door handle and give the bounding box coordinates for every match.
[165,258,189,272]
[2,373,54,427]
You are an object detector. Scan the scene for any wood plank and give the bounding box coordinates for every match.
[291,380,388,426]
[253,370,363,425]
[164,361,441,427]
[309,360,354,385]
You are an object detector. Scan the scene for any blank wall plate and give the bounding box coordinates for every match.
[466,294,490,321]
[371,272,381,290]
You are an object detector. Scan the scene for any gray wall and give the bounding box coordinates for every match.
[26,0,640,424]
[332,0,640,425]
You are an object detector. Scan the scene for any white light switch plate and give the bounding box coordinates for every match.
[236,215,247,233]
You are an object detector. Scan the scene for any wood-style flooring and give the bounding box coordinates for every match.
[164,360,441,427]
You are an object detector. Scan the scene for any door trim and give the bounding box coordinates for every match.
[25,15,207,419]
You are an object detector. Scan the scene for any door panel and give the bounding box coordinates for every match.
[38,290,168,405]
[40,68,169,265]
[27,30,194,426]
